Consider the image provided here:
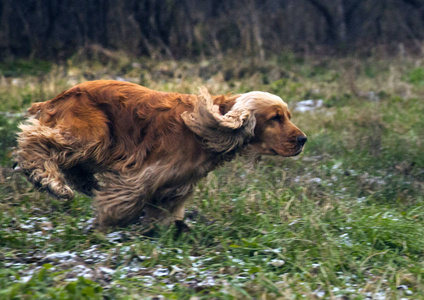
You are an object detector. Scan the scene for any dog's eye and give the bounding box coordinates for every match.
[270,114,281,122]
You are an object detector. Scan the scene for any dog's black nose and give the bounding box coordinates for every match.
[297,135,307,146]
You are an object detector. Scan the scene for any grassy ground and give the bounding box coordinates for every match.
[0,54,423,299]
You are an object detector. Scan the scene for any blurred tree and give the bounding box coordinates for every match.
[1,0,424,61]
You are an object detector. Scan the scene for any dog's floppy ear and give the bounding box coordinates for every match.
[181,87,256,153]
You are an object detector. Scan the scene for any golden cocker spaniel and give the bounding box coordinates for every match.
[16,80,306,228]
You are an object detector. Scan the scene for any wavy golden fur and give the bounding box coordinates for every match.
[16,80,306,228]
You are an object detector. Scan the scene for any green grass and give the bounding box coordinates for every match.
[0,59,52,77]
[0,54,423,299]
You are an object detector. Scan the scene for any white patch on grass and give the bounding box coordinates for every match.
[99,267,115,275]
[106,231,124,243]
[153,268,170,277]
[43,251,78,262]
[198,276,216,287]
[295,99,324,112]
[309,178,323,184]
[289,219,299,226]
[269,259,285,267]
[20,275,33,283]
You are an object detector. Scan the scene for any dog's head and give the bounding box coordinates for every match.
[235,92,307,157]
[182,89,306,157]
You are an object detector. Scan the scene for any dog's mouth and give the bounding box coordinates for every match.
[270,145,304,157]
[292,144,306,156]
[249,142,304,157]
[292,148,303,156]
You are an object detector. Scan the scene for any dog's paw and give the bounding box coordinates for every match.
[174,220,191,237]
[47,181,74,200]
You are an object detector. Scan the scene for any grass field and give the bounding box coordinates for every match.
[0,54,423,299]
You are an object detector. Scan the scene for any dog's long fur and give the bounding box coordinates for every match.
[16,80,306,228]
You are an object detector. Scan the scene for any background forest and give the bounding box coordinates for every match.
[2,0,424,60]
[0,0,424,299]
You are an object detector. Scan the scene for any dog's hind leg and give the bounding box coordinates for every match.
[63,165,99,197]
[95,165,196,229]
[95,173,146,228]
[16,120,76,200]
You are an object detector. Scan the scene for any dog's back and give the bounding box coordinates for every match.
[16,81,147,199]
[16,80,198,202]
